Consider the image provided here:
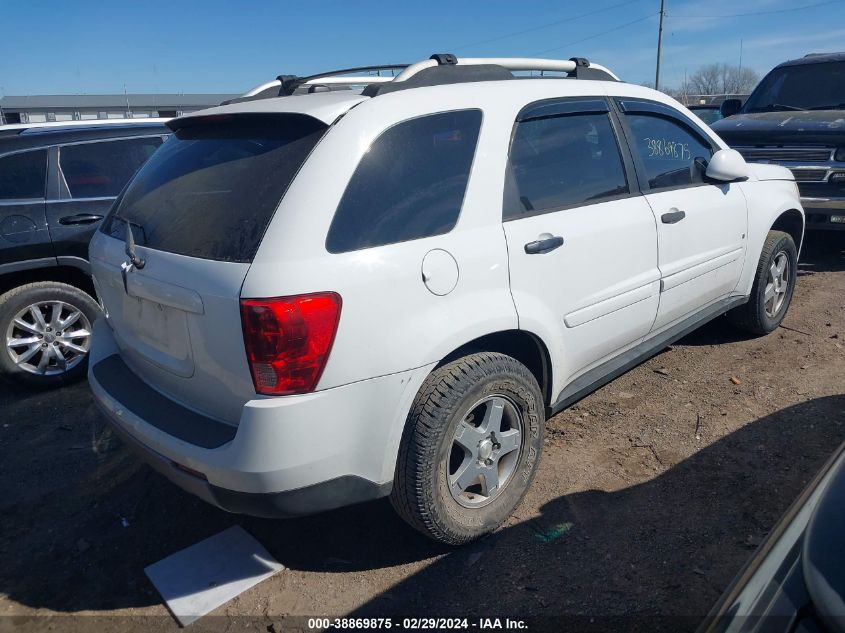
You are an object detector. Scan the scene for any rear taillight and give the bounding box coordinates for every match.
[240,292,342,396]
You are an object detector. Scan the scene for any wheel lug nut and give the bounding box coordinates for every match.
[41,343,47,348]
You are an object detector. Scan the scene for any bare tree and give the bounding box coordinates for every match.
[687,63,759,95]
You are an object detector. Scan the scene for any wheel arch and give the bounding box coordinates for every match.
[771,208,805,254]
[435,329,553,406]
[0,265,96,299]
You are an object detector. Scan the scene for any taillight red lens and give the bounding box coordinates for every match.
[240,292,342,395]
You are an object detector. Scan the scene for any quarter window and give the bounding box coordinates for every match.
[0,149,47,200]
[505,112,628,220]
[625,114,713,190]
[60,137,163,199]
[326,110,482,253]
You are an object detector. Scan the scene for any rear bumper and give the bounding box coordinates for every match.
[88,318,433,517]
[105,415,391,517]
[801,197,845,230]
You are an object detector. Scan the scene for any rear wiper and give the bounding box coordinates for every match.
[124,220,146,270]
[808,103,845,110]
[112,213,147,243]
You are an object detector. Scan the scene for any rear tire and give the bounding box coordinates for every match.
[0,282,100,389]
[728,230,797,335]
[391,352,545,545]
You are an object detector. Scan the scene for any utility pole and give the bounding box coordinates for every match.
[655,0,666,90]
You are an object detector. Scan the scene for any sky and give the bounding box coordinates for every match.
[1,0,844,96]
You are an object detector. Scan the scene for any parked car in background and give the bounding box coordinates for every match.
[88,55,803,545]
[713,52,845,231]
[689,104,724,126]
[700,440,845,633]
[0,119,169,387]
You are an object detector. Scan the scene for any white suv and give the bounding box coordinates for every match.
[88,55,803,545]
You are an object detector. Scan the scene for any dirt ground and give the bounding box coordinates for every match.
[1,233,844,633]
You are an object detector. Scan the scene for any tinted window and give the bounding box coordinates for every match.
[326,110,482,253]
[505,112,628,220]
[0,149,47,200]
[60,137,163,199]
[626,114,713,190]
[744,61,845,112]
[102,114,327,263]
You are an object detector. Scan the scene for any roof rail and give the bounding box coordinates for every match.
[230,54,619,104]
[228,64,410,104]
[394,55,618,82]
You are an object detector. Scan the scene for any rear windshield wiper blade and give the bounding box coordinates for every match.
[111,213,147,243]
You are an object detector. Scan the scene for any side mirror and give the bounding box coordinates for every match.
[706,149,750,182]
[720,98,742,118]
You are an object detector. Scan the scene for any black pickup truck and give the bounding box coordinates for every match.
[712,52,845,232]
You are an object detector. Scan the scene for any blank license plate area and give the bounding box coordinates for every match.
[117,294,193,376]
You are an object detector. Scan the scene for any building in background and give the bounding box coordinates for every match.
[0,93,238,125]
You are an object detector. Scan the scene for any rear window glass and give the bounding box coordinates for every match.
[102,114,327,263]
[0,149,47,200]
[326,110,482,253]
[60,137,163,199]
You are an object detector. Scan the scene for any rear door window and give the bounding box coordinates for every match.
[60,137,163,198]
[102,114,328,263]
[326,110,482,253]
[505,110,628,220]
[0,149,47,200]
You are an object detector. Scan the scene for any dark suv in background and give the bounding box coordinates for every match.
[713,52,845,232]
[0,120,168,387]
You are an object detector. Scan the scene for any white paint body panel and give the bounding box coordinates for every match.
[645,183,748,331]
[503,196,660,394]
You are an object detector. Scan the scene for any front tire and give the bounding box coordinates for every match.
[0,282,100,389]
[391,352,545,545]
[728,230,797,335]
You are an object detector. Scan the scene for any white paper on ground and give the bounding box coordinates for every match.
[144,525,283,626]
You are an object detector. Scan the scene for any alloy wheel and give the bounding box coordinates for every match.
[5,301,92,376]
[764,252,790,318]
[447,395,524,508]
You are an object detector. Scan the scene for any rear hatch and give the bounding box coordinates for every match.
[89,113,328,424]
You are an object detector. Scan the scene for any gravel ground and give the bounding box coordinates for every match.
[1,233,843,633]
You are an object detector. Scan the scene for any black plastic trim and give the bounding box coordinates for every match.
[516,97,610,122]
[93,354,237,449]
[549,296,747,415]
[430,53,457,65]
[0,257,58,275]
[210,477,393,518]
[55,256,91,273]
[364,64,513,97]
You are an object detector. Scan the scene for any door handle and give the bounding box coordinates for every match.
[524,234,564,254]
[58,213,104,226]
[661,209,686,224]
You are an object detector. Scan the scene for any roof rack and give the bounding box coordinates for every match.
[225,64,409,104]
[395,55,618,82]
[229,54,619,104]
